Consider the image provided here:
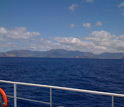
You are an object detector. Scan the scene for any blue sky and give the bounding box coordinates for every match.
[0,0,124,53]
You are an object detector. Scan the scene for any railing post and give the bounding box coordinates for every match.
[50,88,52,107]
[112,96,114,107]
[14,83,17,107]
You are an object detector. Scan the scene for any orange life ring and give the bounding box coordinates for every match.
[0,88,7,107]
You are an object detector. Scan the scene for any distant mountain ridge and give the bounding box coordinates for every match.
[0,49,124,59]
[0,49,95,58]
[121,56,124,59]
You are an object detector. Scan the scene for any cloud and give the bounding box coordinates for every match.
[83,23,91,29]
[54,37,83,45]
[0,27,40,40]
[53,31,124,54]
[118,2,124,8]
[1,27,124,54]
[84,30,124,53]
[0,27,7,34]
[86,0,93,3]
[96,21,103,26]
[85,30,115,46]
[68,4,78,12]
[53,37,94,52]
[70,24,75,29]
[0,27,67,52]
[53,36,108,53]
[0,27,40,52]
[118,34,124,39]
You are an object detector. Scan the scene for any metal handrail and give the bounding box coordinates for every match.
[0,80,124,107]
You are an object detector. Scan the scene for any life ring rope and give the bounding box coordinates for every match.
[0,88,7,107]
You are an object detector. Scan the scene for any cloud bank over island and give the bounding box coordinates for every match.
[0,27,124,54]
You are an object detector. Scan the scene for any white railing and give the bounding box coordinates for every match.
[0,80,124,107]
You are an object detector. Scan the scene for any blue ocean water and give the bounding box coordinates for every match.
[0,57,124,107]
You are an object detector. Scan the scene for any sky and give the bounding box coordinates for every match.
[0,0,124,54]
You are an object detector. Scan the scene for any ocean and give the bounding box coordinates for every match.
[0,57,124,107]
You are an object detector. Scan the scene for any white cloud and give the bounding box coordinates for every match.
[53,36,108,53]
[54,37,83,45]
[0,27,7,34]
[96,21,103,26]
[1,27,124,54]
[118,2,124,8]
[70,24,75,29]
[68,4,78,12]
[83,23,91,29]
[0,27,40,52]
[84,30,124,53]
[118,34,124,39]
[86,0,93,3]
[0,27,40,40]
[53,31,124,54]
[53,37,94,52]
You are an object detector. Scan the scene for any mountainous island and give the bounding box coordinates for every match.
[0,49,124,59]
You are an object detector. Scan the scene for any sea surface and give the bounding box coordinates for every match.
[0,57,124,107]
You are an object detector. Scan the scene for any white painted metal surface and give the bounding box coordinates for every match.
[0,80,124,107]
